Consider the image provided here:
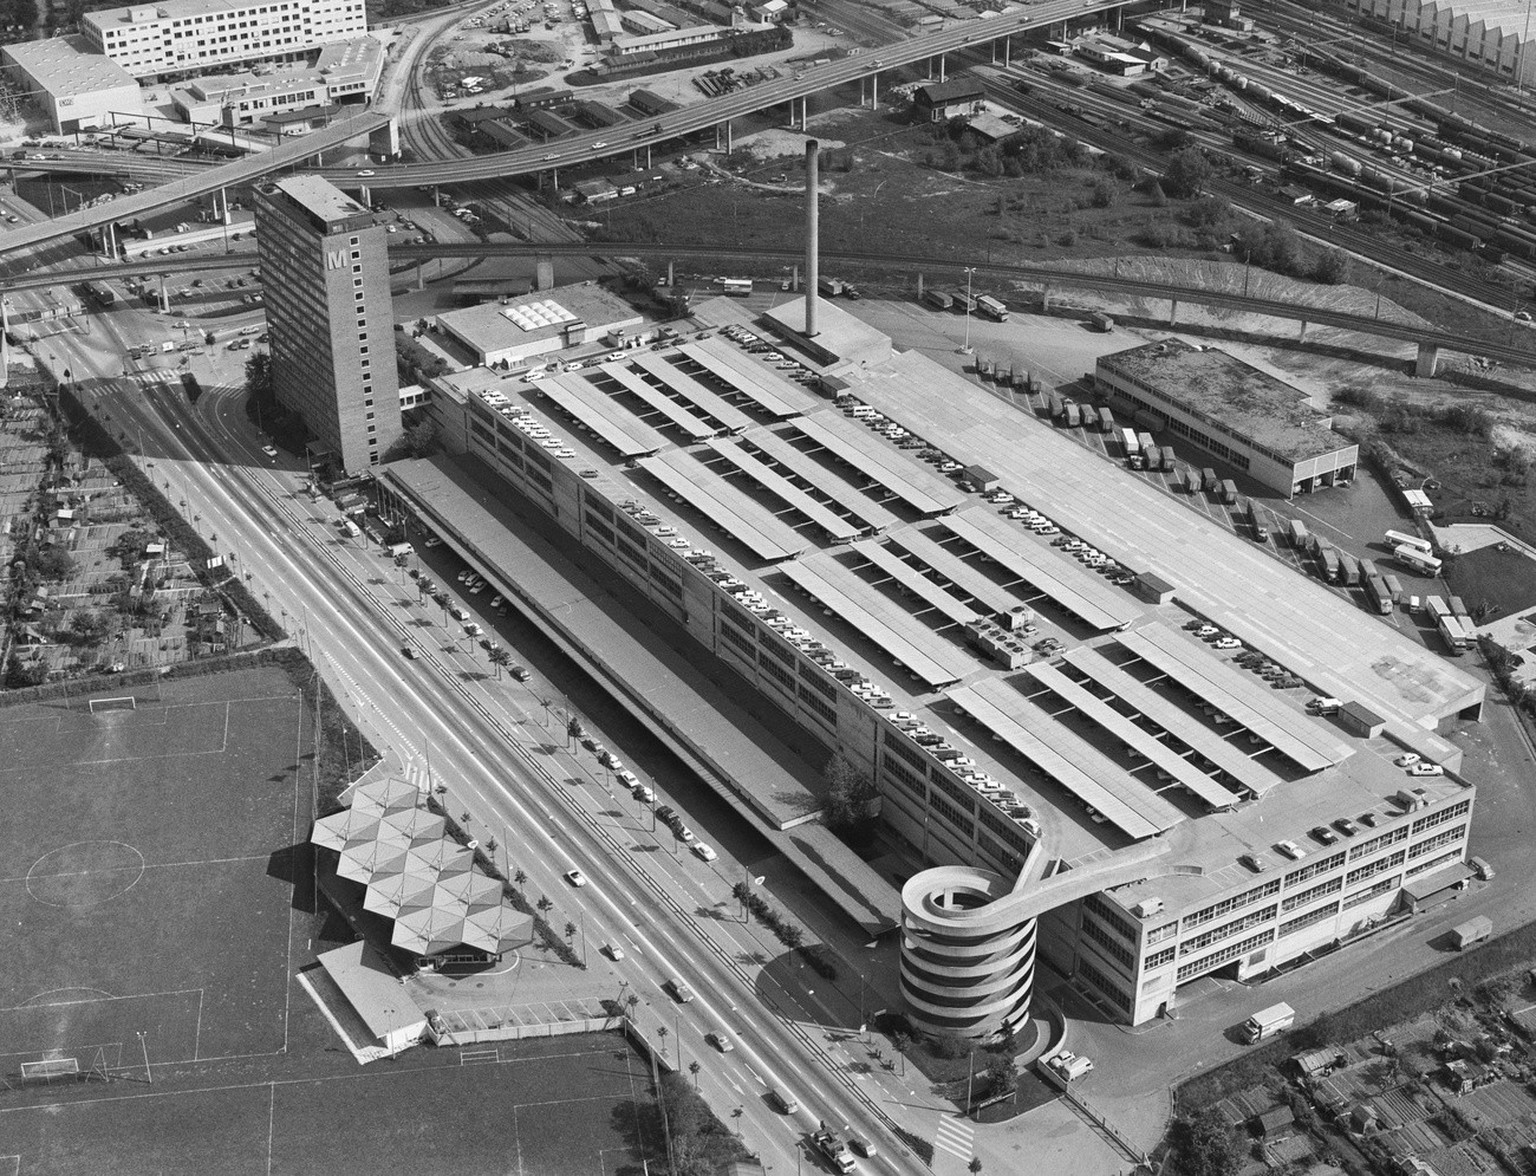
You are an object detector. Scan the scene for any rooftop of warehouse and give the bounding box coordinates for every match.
[2,34,138,94]
[435,283,643,355]
[1097,338,1350,462]
[441,330,1473,883]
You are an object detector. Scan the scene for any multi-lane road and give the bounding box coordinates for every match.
[49,300,928,1173]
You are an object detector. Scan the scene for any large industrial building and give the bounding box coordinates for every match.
[0,36,144,134]
[1094,339,1359,498]
[379,279,1483,1037]
[1347,0,1536,87]
[252,174,400,474]
[82,0,368,79]
[433,285,645,369]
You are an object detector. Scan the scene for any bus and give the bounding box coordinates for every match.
[1394,544,1443,575]
[1384,530,1432,556]
[720,278,752,297]
[79,280,116,307]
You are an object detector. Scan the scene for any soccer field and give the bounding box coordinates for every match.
[0,667,308,1082]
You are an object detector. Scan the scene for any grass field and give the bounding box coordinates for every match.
[0,1034,659,1176]
[0,666,306,1079]
[1446,544,1536,622]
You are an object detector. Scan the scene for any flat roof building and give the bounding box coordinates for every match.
[169,35,383,125]
[434,284,644,369]
[1,35,144,134]
[82,0,368,80]
[1094,339,1358,498]
[381,295,1482,1039]
[252,174,400,474]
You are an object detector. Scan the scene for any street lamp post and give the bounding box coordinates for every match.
[960,266,976,354]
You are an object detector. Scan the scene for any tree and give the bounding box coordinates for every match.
[536,894,553,913]
[513,868,528,888]
[1170,1108,1239,1176]
[1312,247,1350,285]
[969,1159,984,1175]
[488,646,511,678]
[822,754,879,839]
[1164,147,1213,199]
[564,920,577,941]
[68,609,111,645]
[775,923,804,952]
[566,715,584,743]
[689,1059,701,1089]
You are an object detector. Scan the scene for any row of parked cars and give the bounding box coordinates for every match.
[720,324,819,386]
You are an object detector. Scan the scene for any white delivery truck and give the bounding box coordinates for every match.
[1243,1002,1295,1044]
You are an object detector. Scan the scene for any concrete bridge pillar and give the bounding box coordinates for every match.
[1169,297,1179,325]
[1415,342,1439,377]
[535,257,555,291]
[939,52,947,81]
[1040,283,1051,312]
[158,275,170,314]
[667,260,675,288]
[1003,37,1011,68]
[0,298,9,390]
[1298,320,1308,343]
[871,71,878,107]
[917,273,925,299]
[791,263,799,290]
[416,261,425,291]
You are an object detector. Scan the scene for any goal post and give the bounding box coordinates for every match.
[88,696,137,714]
[19,1057,81,1083]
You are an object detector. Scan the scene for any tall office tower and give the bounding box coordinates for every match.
[252,175,399,474]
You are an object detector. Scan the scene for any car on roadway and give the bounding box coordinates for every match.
[357,169,375,177]
[692,842,717,862]
[401,646,418,659]
[261,444,278,458]
[543,152,557,160]
[706,1029,733,1052]
[564,868,587,887]
[667,978,695,1003]
[850,1137,877,1158]
[590,140,607,149]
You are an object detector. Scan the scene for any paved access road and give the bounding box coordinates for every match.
[44,304,933,1173]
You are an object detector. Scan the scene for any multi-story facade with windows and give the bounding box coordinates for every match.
[251,175,399,474]
[82,0,367,80]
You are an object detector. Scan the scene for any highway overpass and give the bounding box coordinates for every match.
[11,237,1533,371]
[0,111,390,259]
[0,0,1111,249]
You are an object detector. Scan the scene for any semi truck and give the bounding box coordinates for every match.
[811,1128,857,1174]
[1451,915,1493,950]
[1156,445,1176,472]
[1364,574,1393,614]
[1287,519,1308,548]
[1382,573,1404,604]
[1449,595,1470,618]
[1064,402,1082,428]
[952,289,976,313]
[1247,500,1269,542]
[1219,478,1239,505]
[1047,393,1064,421]
[976,293,1009,321]
[1200,467,1218,493]
[1243,1002,1295,1043]
[1338,552,1361,587]
[1319,546,1341,582]
[924,289,953,311]
[817,277,843,297]
[1096,406,1115,432]
[1137,431,1156,456]
[1121,428,1140,459]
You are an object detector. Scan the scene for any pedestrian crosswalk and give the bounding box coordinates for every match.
[934,1115,974,1162]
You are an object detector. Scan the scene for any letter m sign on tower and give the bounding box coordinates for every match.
[326,249,347,270]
